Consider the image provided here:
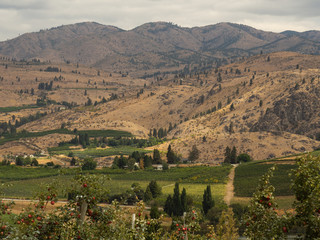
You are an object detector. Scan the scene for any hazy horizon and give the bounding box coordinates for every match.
[0,0,319,41]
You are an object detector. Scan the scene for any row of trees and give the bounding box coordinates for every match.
[0,112,47,137]
[164,183,188,217]
[224,146,252,164]
[15,156,38,166]
[112,145,183,170]
[38,81,53,91]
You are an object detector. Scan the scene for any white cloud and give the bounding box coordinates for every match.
[0,0,320,41]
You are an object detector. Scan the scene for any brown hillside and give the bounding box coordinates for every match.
[1,52,320,162]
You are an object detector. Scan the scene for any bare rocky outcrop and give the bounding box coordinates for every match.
[251,91,320,137]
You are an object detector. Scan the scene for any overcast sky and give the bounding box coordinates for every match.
[0,0,319,41]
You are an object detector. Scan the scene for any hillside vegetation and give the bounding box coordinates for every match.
[0,51,320,162]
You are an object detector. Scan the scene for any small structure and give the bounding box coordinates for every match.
[152,164,163,171]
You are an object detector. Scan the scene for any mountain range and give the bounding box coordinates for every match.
[1,21,320,76]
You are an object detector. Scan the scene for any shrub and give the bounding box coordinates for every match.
[237,153,252,163]
[82,158,97,170]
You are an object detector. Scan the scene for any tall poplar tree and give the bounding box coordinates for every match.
[202,185,215,215]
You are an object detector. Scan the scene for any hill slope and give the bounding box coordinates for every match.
[1,52,319,162]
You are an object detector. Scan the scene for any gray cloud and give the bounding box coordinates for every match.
[0,0,320,41]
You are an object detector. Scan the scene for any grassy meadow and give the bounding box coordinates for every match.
[0,165,231,208]
[234,161,297,197]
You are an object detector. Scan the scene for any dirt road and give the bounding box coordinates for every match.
[224,164,238,205]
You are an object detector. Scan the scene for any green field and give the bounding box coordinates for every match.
[0,129,132,146]
[0,165,231,207]
[103,165,231,183]
[0,105,40,113]
[0,165,60,181]
[49,146,150,158]
[234,161,297,197]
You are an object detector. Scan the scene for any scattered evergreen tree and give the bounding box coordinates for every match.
[143,155,153,168]
[144,186,153,202]
[153,149,162,164]
[70,157,76,166]
[181,188,187,213]
[150,202,161,219]
[202,185,215,215]
[167,144,180,164]
[153,128,157,138]
[172,183,183,216]
[164,195,174,216]
[230,146,237,164]
[147,180,162,198]
[230,102,235,111]
[224,146,231,164]
[117,155,127,169]
[259,100,263,107]
[188,145,200,163]
[127,158,136,171]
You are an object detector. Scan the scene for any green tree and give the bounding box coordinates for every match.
[291,155,320,239]
[202,185,215,215]
[70,157,76,166]
[167,144,180,164]
[230,103,235,111]
[31,158,39,166]
[188,145,200,163]
[82,158,97,170]
[172,182,182,216]
[224,146,231,164]
[243,166,285,239]
[181,188,187,213]
[117,155,128,169]
[215,208,239,240]
[162,161,169,170]
[259,99,263,107]
[150,202,161,219]
[143,155,153,168]
[15,156,24,166]
[153,128,157,138]
[230,146,237,164]
[237,153,252,163]
[147,180,162,198]
[164,195,174,216]
[144,186,153,202]
[127,158,136,171]
[153,149,162,164]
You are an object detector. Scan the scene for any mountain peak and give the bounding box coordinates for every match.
[0,22,319,74]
